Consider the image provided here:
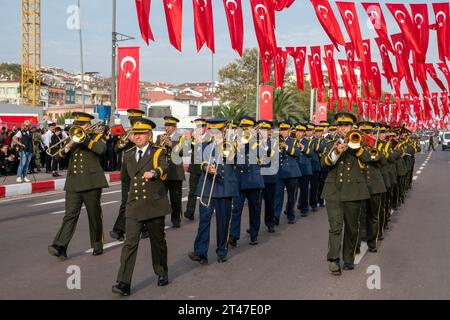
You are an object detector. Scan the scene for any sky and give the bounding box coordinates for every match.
[0,0,446,92]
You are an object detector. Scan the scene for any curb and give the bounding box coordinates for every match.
[0,165,189,199]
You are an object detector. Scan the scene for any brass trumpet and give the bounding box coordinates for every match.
[156,133,171,150]
[345,130,364,149]
[46,122,105,157]
[116,129,133,150]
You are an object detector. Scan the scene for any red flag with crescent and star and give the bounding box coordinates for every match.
[323,45,339,101]
[362,2,394,53]
[310,0,345,49]
[118,47,140,111]
[259,85,274,120]
[287,46,307,91]
[135,0,154,45]
[163,0,183,51]
[437,62,450,92]
[192,0,215,53]
[431,3,450,62]
[426,63,447,92]
[250,0,277,55]
[223,0,244,56]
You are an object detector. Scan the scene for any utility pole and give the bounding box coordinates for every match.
[78,0,85,112]
[211,52,214,117]
[110,0,117,124]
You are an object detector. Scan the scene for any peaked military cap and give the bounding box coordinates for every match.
[131,118,156,133]
[164,116,180,126]
[335,111,357,125]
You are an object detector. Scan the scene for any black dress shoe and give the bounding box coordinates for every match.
[355,247,361,255]
[312,207,318,212]
[249,239,258,245]
[93,248,103,256]
[368,247,378,253]
[184,214,194,221]
[287,220,295,224]
[246,229,250,234]
[188,252,208,265]
[48,244,67,261]
[343,262,355,271]
[301,212,308,217]
[378,235,384,241]
[110,230,125,241]
[112,282,130,296]
[267,226,275,233]
[171,223,181,228]
[52,172,58,177]
[329,260,341,276]
[157,275,169,286]
[217,256,227,263]
[274,217,279,226]
[228,238,237,247]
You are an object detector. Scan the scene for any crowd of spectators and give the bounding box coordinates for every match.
[0,121,123,183]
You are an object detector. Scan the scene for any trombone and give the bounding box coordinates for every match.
[199,139,218,208]
[46,122,105,157]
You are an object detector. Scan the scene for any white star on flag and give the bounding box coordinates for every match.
[126,72,131,79]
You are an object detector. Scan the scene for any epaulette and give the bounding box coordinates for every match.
[125,146,137,153]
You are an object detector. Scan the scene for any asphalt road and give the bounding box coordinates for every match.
[0,150,449,300]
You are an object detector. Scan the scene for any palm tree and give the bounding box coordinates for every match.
[216,104,248,122]
[273,88,299,123]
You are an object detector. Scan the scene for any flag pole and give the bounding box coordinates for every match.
[78,0,85,113]
[256,48,260,120]
[110,0,117,125]
[211,52,215,117]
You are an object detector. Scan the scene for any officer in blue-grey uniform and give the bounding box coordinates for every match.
[188,118,238,265]
[258,120,278,233]
[229,117,265,247]
[274,121,302,225]
[294,123,313,217]
[308,123,324,212]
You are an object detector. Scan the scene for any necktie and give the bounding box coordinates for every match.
[138,150,143,163]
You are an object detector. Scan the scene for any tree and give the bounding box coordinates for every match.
[215,103,247,122]
[56,112,73,125]
[0,63,21,81]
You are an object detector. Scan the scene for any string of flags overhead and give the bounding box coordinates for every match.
[133,0,450,128]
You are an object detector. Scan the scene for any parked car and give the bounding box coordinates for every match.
[441,132,450,151]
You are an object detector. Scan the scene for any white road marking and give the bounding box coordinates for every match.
[354,241,368,265]
[419,167,424,170]
[50,201,119,215]
[413,176,418,180]
[416,171,421,174]
[102,190,122,195]
[31,199,65,207]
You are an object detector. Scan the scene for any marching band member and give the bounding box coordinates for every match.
[48,112,108,260]
[110,108,147,241]
[306,123,321,212]
[156,116,186,228]
[274,121,302,225]
[229,116,265,247]
[294,123,313,217]
[112,118,171,296]
[321,112,372,275]
[184,118,209,221]
[189,118,238,265]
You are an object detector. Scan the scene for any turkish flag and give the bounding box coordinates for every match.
[250,0,277,55]
[417,74,431,99]
[223,0,244,56]
[391,33,419,97]
[362,2,394,53]
[336,2,366,73]
[370,62,381,100]
[440,92,449,117]
[323,45,339,100]
[111,125,126,137]
[423,96,433,120]
[273,0,295,11]
[362,39,372,70]
[375,37,394,83]
[192,0,215,53]
[437,62,450,92]
[344,42,358,87]
[310,46,324,94]
[391,73,403,97]
[386,4,422,57]
[287,47,307,91]
[163,0,183,51]
[425,63,447,92]
[431,93,441,117]
[274,47,288,89]
[259,85,274,120]
[310,0,345,49]
[317,102,328,122]
[261,50,273,84]
[118,47,140,111]
[431,3,450,62]
[338,59,355,109]
[135,0,154,45]
[308,55,318,89]
[410,4,429,78]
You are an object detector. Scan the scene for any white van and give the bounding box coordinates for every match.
[442,132,450,151]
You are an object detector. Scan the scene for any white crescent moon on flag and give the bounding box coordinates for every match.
[395,10,406,23]
[370,10,379,20]
[363,43,369,54]
[255,4,268,16]
[313,53,320,61]
[372,66,378,74]
[225,0,237,11]
[196,0,207,8]
[395,42,403,53]
[261,91,272,102]
[120,56,136,73]
[345,10,354,23]
[436,11,446,25]
[300,49,305,58]
[317,5,328,16]
[414,13,424,26]
[319,105,327,114]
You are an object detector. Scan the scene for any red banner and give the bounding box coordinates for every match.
[259,85,274,120]
[311,0,345,48]
[163,0,183,51]
[118,47,140,111]
[287,46,307,91]
[135,0,154,45]
[223,0,244,56]
[317,102,328,122]
[250,0,277,56]
[192,0,215,53]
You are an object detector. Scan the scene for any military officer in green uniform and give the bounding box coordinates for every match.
[112,118,171,296]
[156,116,186,228]
[110,108,147,241]
[321,112,372,275]
[184,118,208,221]
[356,122,386,253]
[391,127,408,209]
[48,112,108,260]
